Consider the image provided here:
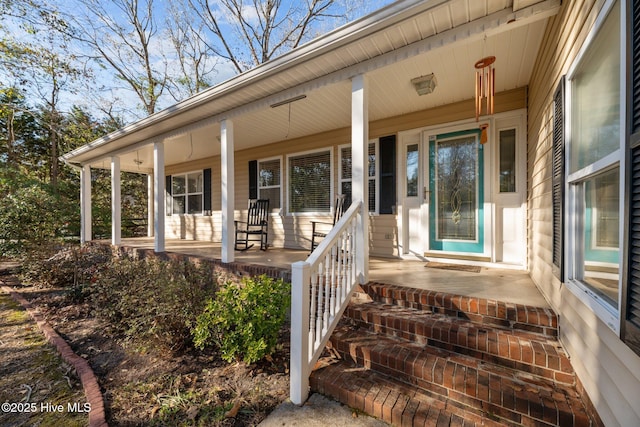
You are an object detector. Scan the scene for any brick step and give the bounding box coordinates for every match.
[360,282,558,337]
[345,301,573,384]
[321,324,592,426]
[311,360,507,427]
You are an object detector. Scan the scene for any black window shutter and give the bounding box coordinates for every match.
[249,160,258,199]
[379,135,396,214]
[165,175,172,216]
[203,168,212,215]
[623,0,640,356]
[551,78,565,279]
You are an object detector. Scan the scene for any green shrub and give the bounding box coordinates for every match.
[0,185,61,257]
[192,275,290,364]
[91,256,217,350]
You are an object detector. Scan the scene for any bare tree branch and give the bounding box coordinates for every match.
[66,0,168,116]
[191,0,346,73]
[166,0,218,100]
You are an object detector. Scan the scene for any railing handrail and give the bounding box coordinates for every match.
[290,199,363,405]
[305,200,361,267]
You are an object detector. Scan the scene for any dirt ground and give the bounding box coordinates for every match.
[0,263,290,427]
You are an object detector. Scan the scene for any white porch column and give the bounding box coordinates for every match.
[290,261,311,405]
[147,174,154,237]
[351,74,369,283]
[221,119,235,263]
[111,156,121,245]
[153,141,165,252]
[80,165,92,244]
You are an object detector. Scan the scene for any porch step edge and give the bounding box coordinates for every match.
[361,282,558,337]
[345,301,572,382]
[311,360,509,427]
[326,325,592,427]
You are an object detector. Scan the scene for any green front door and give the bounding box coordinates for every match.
[429,130,484,253]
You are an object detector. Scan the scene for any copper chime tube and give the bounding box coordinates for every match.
[474,56,496,121]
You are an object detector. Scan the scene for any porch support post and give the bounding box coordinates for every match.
[290,261,311,405]
[111,156,121,245]
[147,174,154,237]
[221,119,235,263]
[153,141,165,252]
[80,165,92,244]
[351,73,369,284]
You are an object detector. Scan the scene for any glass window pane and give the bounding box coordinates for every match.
[188,172,203,193]
[580,168,620,307]
[187,194,202,214]
[570,2,620,173]
[341,181,352,208]
[173,195,185,214]
[406,144,418,197]
[341,147,352,180]
[259,187,280,209]
[435,136,477,241]
[368,143,376,177]
[172,176,186,195]
[259,160,280,187]
[369,179,376,212]
[289,151,331,213]
[499,129,516,192]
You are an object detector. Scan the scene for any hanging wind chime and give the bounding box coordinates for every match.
[475,56,495,122]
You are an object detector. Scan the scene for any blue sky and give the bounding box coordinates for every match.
[2,0,397,123]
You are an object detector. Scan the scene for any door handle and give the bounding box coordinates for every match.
[423,187,430,199]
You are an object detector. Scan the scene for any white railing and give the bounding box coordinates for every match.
[289,200,364,405]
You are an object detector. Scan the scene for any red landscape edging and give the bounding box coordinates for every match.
[1,284,108,427]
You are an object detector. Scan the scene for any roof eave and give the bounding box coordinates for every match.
[61,0,450,164]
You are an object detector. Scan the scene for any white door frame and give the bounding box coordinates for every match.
[398,111,526,267]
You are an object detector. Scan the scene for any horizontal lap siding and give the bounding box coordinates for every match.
[162,96,525,253]
[162,89,525,253]
[528,1,640,425]
[165,214,222,241]
[164,212,400,255]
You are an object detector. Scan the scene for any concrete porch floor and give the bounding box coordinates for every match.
[109,238,549,308]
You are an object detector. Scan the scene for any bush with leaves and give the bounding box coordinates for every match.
[0,184,61,257]
[192,275,291,364]
[91,256,217,350]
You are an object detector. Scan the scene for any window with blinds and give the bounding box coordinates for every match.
[288,150,332,213]
[258,158,281,209]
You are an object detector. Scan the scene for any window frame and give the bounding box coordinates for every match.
[498,127,518,194]
[339,141,379,214]
[257,156,282,211]
[286,148,334,215]
[564,0,625,333]
[170,170,205,216]
[405,143,420,198]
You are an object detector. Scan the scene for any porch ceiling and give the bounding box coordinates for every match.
[62,0,559,172]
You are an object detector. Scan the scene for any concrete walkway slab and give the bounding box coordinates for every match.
[259,393,388,426]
